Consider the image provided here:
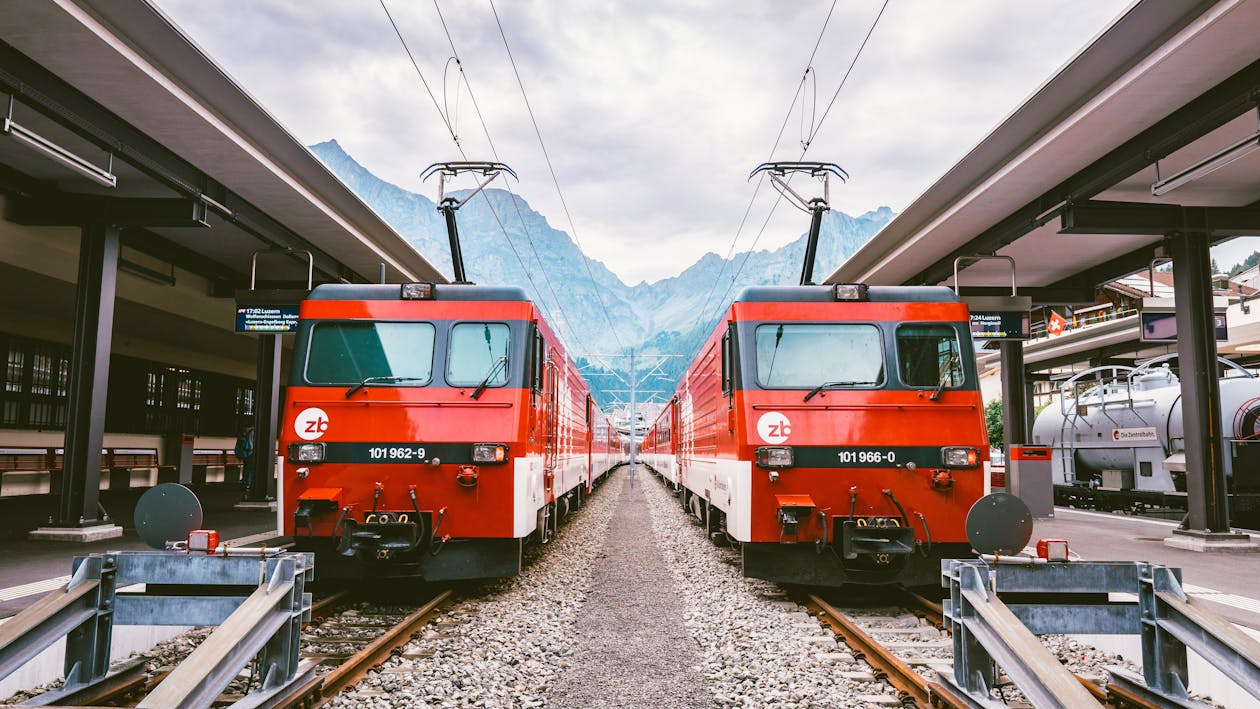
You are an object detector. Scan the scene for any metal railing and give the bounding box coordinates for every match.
[943,558,1260,708]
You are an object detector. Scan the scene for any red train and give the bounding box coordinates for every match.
[642,283,988,587]
[280,282,623,581]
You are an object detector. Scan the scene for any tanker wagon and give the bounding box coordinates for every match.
[1029,356,1260,527]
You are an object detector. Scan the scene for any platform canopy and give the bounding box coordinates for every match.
[0,0,444,288]
[825,0,1260,301]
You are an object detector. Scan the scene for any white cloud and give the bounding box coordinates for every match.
[154,0,1130,284]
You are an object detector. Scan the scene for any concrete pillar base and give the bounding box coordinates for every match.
[28,524,124,542]
[234,500,278,512]
[1164,528,1260,553]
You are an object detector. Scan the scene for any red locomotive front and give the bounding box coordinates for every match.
[674,284,988,587]
[281,282,614,580]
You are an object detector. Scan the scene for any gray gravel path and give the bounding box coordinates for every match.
[550,469,708,708]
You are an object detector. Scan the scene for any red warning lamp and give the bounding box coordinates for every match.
[1036,538,1069,562]
[188,529,220,554]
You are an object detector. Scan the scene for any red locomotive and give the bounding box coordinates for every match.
[279,284,622,581]
[644,282,988,587]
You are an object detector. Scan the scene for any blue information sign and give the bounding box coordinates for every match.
[235,306,300,333]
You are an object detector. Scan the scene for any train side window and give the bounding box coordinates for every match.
[721,328,734,396]
[896,324,964,388]
[1139,461,1153,477]
[530,328,544,393]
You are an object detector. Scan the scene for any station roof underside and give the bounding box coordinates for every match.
[0,0,444,288]
[826,0,1260,301]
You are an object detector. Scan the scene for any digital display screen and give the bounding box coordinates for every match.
[969,311,1031,340]
[1140,312,1227,342]
[235,306,300,333]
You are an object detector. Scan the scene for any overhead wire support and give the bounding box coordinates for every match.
[420,161,517,283]
[750,162,847,285]
[487,0,626,352]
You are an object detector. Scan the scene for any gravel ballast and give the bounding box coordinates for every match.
[640,468,898,708]
[549,470,708,708]
[328,468,624,708]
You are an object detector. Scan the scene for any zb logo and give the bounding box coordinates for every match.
[295,407,330,441]
[757,412,792,444]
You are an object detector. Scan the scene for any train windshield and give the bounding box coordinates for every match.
[896,324,965,387]
[447,323,511,387]
[305,322,435,384]
[755,323,884,388]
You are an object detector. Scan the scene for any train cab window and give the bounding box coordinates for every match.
[896,324,964,388]
[306,322,435,384]
[755,323,883,388]
[447,323,511,387]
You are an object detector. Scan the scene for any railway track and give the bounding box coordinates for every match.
[271,588,454,707]
[802,589,1164,709]
[25,587,454,708]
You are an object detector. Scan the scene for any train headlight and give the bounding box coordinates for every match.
[288,442,326,463]
[471,443,508,464]
[755,446,794,469]
[941,446,978,468]
[833,283,869,301]
[400,282,435,299]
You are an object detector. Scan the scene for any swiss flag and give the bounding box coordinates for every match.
[1047,311,1068,337]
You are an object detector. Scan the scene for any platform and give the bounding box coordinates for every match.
[0,485,281,620]
[1040,507,1260,629]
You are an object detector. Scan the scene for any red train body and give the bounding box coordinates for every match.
[643,284,988,587]
[281,283,622,581]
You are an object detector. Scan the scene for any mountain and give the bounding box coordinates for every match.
[310,140,893,406]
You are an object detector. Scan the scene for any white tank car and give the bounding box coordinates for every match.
[1030,360,1260,495]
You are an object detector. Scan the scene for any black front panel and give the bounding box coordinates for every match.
[317,442,485,465]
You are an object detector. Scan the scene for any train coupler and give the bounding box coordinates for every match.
[840,518,916,559]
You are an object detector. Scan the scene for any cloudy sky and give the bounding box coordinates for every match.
[153,0,1139,285]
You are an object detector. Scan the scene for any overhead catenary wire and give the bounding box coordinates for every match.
[430,0,592,356]
[487,0,627,352]
[378,0,457,144]
[698,0,890,344]
[378,0,592,355]
[684,0,842,356]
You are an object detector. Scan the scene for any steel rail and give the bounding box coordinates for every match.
[807,593,967,709]
[273,588,453,707]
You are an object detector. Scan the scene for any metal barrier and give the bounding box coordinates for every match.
[942,559,1260,709]
[0,549,312,708]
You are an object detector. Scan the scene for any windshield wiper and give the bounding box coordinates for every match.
[470,356,509,400]
[803,380,877,402]
[344,376,424,398]
[929,353,960,402]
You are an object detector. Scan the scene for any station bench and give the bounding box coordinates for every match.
[192,448,245,485]
[0,447,176,498]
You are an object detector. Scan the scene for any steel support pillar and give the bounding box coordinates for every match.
[245,334,282,502]
[999,341,1028,446]
[56,225,120,528]
[1166,231,1229,533]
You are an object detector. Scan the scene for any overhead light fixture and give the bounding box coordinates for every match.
[1152,109,1260,197]
[3,98,117,188]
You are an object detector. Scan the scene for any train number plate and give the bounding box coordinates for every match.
[319,442,471,465]
[792,446,944,469]
[366,445,429,461]
[835,449,898,465]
